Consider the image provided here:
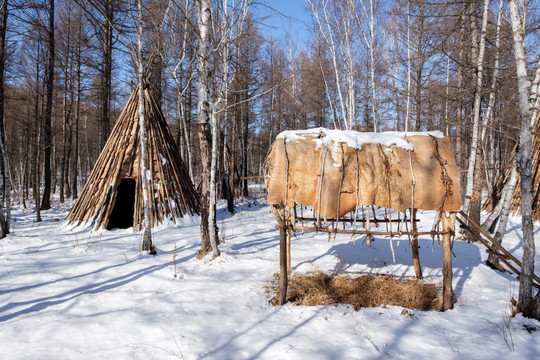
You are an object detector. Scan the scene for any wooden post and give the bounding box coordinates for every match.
[441,211,457,311]
[271,205,288,305]
[286,225,291,273]
[287,207,293,272]
[279,221,288,305]
[411,209,423,279]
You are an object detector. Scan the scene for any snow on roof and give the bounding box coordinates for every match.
[276,127,445,152]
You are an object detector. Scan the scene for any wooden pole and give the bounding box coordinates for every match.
[280,219,288,305]
[286,208,291,273]
[441,211,457,311]
[290,225,445,237]
[271,205,288,305]
[456,213,540,288]
[411,209,423,279]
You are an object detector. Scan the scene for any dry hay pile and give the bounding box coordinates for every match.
[269,271,441,311]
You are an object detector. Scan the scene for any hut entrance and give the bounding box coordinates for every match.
[107,178,136,230]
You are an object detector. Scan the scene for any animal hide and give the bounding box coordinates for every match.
[264,129,462,218]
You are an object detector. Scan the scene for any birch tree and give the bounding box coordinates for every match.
[159,0,195,181]
[483,0,510,269]
[462,0,490,219]
[355,0,379,131]
[195,0,219,257]
[307,0,356,130]
[135,0,154,254]
[508,0,539,318]
[404,0,412,131]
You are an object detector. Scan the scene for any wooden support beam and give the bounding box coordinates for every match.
[294,216,419,224]
[456,214,540,289]
[240,175,265,180]
[280,223,288,305]
[291,225,447,237]
[286,225,291,273]
[411,209,423,279]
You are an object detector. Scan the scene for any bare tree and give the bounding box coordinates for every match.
[462,0,490,220]
[135,0,154,254]
[100,0,113,150]
[0,0,10,237]
[40,0,55,211]
[508,0,539,318]
[195,0,219,257]
[159,0,195,181]
[307,0,356,130]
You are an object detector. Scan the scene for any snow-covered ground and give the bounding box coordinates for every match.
[1,197,539,359]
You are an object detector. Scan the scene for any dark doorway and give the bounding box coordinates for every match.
[106,178,136,230]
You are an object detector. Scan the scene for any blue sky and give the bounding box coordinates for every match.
[256,0,310,46]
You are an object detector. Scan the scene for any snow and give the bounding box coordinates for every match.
[276,128,445,166]
[159,153,168,165]
[1,196,540,359]
[276,127,445,152]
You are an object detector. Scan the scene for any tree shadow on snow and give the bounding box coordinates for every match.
[0,260,170,323]
[216,198,267,221]
[228,229,278,255]
[199,307,329,359]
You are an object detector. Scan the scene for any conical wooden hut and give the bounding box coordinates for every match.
[66,82,199,230]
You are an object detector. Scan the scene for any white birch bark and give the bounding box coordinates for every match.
[357,0,377,131]
[481,0,503,196]
[318,56,339,129]
[208,100,220,257]
[196,0,220,258]
[486,166,518,266]
[444,55,450,136]
[137,0,153,253]
[405,0,412,132]
[160,0,194,181]
[307,0,349,129]
[508,0,536,312]
[462,0,491,215]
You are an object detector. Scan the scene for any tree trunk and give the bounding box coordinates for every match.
[72,14,82,200]
[306,0,348,130]
[463,0,490,217]
[41,0,55,211]
[404,0,412,132]
[196,0,219,258]
[242,93,249,198]
[455,1,467,185]
[100,0,113,150]
[0,0,9,237]
[508,0,537,316]
[487,166,519,268]
[137,0,154,254]
[60,29,71,204]
[33,63,42,223]
[481,0,503,196]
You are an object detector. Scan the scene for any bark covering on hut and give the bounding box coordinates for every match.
[66,83,199,230]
